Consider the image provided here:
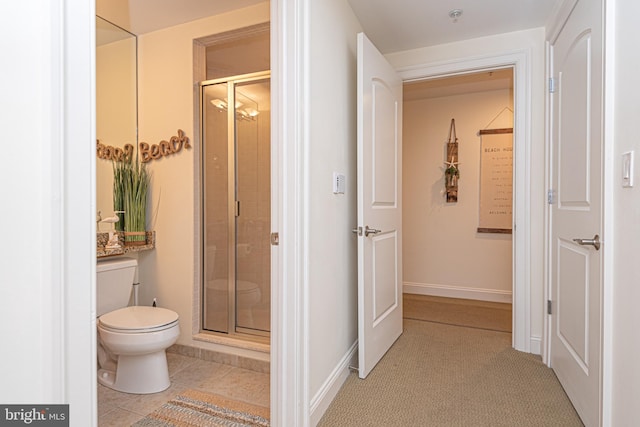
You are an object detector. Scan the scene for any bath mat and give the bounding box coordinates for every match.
[132,389,270,427]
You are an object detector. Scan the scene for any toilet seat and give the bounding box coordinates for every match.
[237,280,260,294]
[99,306,179,333]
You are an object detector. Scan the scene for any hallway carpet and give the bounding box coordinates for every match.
[318,302,583,426]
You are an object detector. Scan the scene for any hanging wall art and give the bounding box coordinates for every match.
[444,118,460,203]
[477,127,513,233]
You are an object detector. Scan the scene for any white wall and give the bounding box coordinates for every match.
[306,0,362,422]
[0,0,96,424]
[404,89,513,301]
[1,0,63,402]
[135,2,270,358]
[386,28,546,346]
[608,0,640,423]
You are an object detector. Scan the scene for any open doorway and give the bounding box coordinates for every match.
[402,68,514,335]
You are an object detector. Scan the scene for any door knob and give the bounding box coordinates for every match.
[364,226,381,237]
[573,234,600,250]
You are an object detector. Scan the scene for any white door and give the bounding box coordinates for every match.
[356,32,403,379]
[549,0,603,425]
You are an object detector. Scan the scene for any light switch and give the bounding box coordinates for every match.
[622,151,634,188]
[333,172,346,194]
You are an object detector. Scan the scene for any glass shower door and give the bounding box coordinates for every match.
[202,82,231,333]
[235,78,270,335]
[201,72,270,337]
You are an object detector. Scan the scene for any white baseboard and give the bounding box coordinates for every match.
[530,336,541,355]
[404,282,512,304]
[310,341,358,426]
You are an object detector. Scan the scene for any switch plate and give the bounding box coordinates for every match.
[333,172,346,194]
[622,151,634,187]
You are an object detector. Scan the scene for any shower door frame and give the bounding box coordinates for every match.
[199,70,271,338]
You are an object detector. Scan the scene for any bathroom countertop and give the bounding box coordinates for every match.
[97,231,155,258]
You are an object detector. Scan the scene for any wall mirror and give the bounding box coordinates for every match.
[96,16,137,228]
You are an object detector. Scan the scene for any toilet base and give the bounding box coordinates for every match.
[98,350,171,394]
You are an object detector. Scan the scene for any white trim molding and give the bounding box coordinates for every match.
[61,0,97,422]
[602,0,616,424]
[530,336,542,356]
[271,0,310,425]
[309,342,358,426]
[404,282,512,304]
[396,48,533,353]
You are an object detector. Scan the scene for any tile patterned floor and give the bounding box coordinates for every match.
[97,353,270,426]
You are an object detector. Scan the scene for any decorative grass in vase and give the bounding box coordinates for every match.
[114,160,150,246]
[112,162,126,231]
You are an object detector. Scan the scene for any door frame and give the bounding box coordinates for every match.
[396,50,533,352]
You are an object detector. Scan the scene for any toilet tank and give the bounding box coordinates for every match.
[97,257,137,316]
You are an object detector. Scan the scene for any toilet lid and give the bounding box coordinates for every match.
[99,306,178,332]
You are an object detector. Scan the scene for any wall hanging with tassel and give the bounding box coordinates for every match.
[444,118,460,203]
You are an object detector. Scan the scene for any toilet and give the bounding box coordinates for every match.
[206,244,262,327]
[96,257,180,394]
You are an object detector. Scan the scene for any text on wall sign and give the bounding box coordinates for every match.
[97,140,134,163]
[139,129,191,163]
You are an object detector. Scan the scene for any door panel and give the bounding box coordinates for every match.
[357,32,403,379]
[372,232,398,324]
[558,32,591,208]
[202,82,231,334]
[372,80,398,206]
[550,0,602,425]
[557,241,589,369]
[235,78,271,334]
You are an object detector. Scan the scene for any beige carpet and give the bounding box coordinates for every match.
[133,389,269,426]
[403,294,512,333]
[318,299,583,426]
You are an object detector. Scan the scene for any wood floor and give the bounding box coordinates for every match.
[403,293,512,332]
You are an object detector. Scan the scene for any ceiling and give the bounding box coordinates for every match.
[96,0,554,98]
[96,0,266,35]
[348,0,562,54]
[98,0,561,54]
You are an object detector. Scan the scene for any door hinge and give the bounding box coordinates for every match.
[270,232,279,246]
[547,189,555,205]
[235,200,240,217]
[549,77,556,93]
[547,300,552,315]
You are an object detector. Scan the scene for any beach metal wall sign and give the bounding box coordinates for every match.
[96,129,191,164]
[139,129,191,163]
[96,140,134,163]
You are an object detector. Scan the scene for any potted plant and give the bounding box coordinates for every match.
[113,159,150,245]
[112,162,125,232]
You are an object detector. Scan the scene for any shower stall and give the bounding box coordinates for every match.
[200,71,271,337]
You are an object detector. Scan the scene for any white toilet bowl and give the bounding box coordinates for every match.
[206,279,262,327]
[97,306,179,394]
